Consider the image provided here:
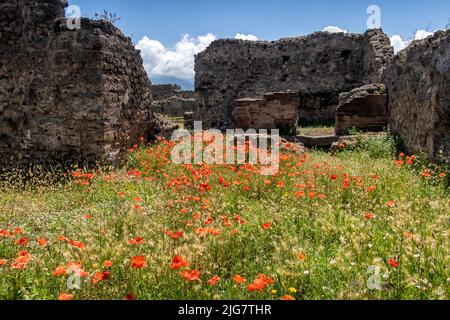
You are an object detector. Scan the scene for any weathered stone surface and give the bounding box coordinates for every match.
[284,135,339,147]
[183,112,195,130]
[152,97,197,118]
[235,92,299,134]
[335,84,388,135]
[151,84,196,117]
[0,0,157,167]
[384,30,450,159]
[152,84,194,100]
[195,29,393,129]
[146,113,179,140]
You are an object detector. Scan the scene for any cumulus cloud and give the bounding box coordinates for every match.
[323,26,348,34]
[389,35,409,54]
[234,33,258,41]
[390,30,436,54]
[136,33,216,81]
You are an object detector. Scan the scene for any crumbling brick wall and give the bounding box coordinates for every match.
[385,30,450,160]
[0,0,153,167]
[195,29,393,129]
[151,84,196,117]
[335,84,388,135]
[235,92,299,134]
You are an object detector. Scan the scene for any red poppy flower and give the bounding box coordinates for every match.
[281,295,295,300]
[295,191,305,198]
[262,222,272,230]
[388,259,399,268]
[15,237,28,247]
[58,293,74,301]
[421,170,432,178]
[171,255,189,270]
[364,213,376,220]
[0,259,7,266]
[38,238,47,246]
[70,240,86,251]
[247,274,274,292]
[207,275,220,286]
[234,275,247,284]
[181,269,201,282]
[131,256,147,269]
[128,237,145,245]
[234,214,246,225]
[386,201,396,208]
[103,260,113,268]
[11,251,30,270]
[52,266,67,277]
[167,230,183,239]
[91,271,111,284]
[124,293,136,300]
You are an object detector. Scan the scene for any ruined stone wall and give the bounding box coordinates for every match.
[195,29,393,129]
[151,84,196,117]
[152,84,195,100]
[335,84,388,135]
[0,0,153,166]
[235,92,299,133]
[385,30,450,159]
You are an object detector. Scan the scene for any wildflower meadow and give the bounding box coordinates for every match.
[0,133,448,300]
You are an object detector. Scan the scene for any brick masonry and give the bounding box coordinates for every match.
[235,92,299,134]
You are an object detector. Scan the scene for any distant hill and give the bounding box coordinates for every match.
[151,76,194,91]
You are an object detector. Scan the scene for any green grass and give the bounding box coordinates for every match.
[0,134,448,300]
[297,126,336,136]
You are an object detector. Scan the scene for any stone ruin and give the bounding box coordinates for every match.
[0,0,164,167]
[385,30,450,160]
[194,29,393,129]
[335,84,388,136]
[195,27,450,160]
[1,0,448,166]
[235,92,299,134]
[151,84,196,118]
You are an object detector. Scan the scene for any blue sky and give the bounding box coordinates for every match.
[70,0,450,88]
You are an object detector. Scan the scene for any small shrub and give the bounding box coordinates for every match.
[346,128,398,159]
[94,10,121,25]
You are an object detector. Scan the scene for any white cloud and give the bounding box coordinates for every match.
[414,30,435,40]
[389,35,409,54]
[136,33,216,81]
[323,26,348,34]
[390,30,436,54]
[234,33,258,41]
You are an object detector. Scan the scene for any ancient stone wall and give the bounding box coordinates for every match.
[151,84,196,117]
[195,29,393,129]
[335,84,388,135]
[0,0,154,166]
[235,92,299,134]
[385,30,450,159]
